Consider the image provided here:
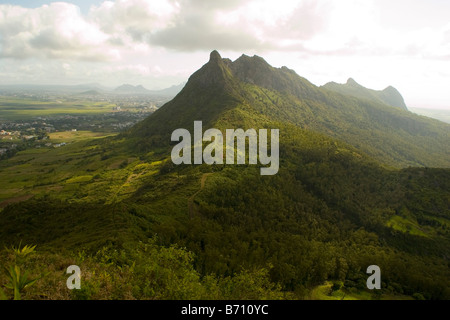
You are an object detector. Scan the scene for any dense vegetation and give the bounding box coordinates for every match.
[1,51,449,300]
[0,240,288,300]
[1,124,448,299]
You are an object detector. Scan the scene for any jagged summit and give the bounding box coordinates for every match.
[187,50,233,87]
[188,51,315,96]
[186,50,315,97]
[235,53,269,64]
[231,53,272,72]
[209,50,222,63]
[346,78,361,87]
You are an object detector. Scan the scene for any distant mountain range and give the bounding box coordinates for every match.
[113,83,186,96]
[114,84,150,94]
[0,82,186,98]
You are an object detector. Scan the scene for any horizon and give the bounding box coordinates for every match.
[1,1,450,110]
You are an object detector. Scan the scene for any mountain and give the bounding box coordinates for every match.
[112,83,185,97]
[322,78,408,111]
[114,84,150,94]
[79,89,102,96]
[1,50,449,300]
[129,50,449,168]
[0,82,185,97]
[148,82,186,97]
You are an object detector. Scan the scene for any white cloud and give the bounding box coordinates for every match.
[89,0,179,43]
[1,0,448,60]
[146,0,328,51]
[0,3,116,61]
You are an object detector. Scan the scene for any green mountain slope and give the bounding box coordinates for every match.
[0,51,449,300]
[128,51,449,168]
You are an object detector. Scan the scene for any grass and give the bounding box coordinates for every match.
[48,131,116,143]
[0,130,170,208]
[387,215,429,237]
[0,132,119,204]
[65,175,94,184]
[309,282,413,300]
[309,282,368,300]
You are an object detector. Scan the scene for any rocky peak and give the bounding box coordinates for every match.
[209,50,222,63]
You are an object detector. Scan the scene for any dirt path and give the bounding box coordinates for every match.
[188,173,213,218]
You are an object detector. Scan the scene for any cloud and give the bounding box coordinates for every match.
[0,3,117,61]
[149,15,271,52]
[147,0,327,52]
[88,0,267,51]
[104,63,162,77]
[90,0,378,56]
[1,0,450,70]
[89,0,179,43]
[83,0,331,53]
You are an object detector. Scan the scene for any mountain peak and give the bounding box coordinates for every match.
[346,78,360,87]
[380,85,408,110]
[209,50,222,63]
[383,85,397,93]
[186,50,233,88]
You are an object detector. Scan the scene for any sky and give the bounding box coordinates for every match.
[0,0,449,109]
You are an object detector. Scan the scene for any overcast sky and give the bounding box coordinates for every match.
[0,0,449,109]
